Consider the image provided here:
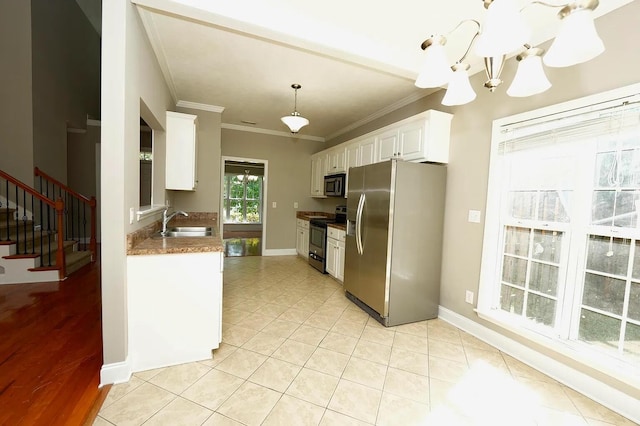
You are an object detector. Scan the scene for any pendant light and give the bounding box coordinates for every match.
[281,84,309,134]
[507,45,552,97]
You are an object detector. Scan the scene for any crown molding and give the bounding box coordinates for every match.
[221,123,325,142]
[177,100,226,113]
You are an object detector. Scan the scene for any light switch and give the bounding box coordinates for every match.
[294,202,299,209]
[129,207,135,224]
[468,210,481,223]
[272,202,277,208]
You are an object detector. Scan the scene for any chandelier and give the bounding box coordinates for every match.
[281,84,309,134]
[415,0,604,106]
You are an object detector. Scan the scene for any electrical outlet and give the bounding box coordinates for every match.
[465,290,474,304]
[294,202,299,209]
[468,210,481,223]
[272,201,277,208]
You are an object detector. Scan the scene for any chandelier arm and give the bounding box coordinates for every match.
[453,19,481,63]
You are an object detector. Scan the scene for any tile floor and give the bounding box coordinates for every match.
[95,256,638,426]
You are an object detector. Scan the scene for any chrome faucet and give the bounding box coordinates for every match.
[162,208,188,234]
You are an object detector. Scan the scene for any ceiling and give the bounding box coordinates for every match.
[131,0,632,142]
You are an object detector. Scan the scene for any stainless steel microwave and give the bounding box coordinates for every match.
[324,173,346,197]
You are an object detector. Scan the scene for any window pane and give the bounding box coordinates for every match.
[502,256,527,287]
[246,178,262,199]
[245,201,261,223]
[504,227,529,257]
[619,149,640,187]
[592,190,615,226]
[629,282,640,321]
[624,322,640,362]
[582,273,626,316]
[529,262,558,296]
[579,309,621,350]
[532,229,562,263]
[500,285,524,315]
[540,191,570,222]
[230,182,245,198]
[526,293,556,326]
[228,200,243,223]
[632,241,640,280]
[509,191,536,220]
[594,151,617,187]
[586,235,629,276]
[613,190,640,228]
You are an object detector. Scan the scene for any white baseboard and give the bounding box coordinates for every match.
[100,358,132,386]
[262,248,297,256]
[438,306,640,424]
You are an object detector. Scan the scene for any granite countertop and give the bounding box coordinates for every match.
[127,212,223,255]
[296,211,335,220]
[328,222,347,231]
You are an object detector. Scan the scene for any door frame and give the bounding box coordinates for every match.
[220,156,268,255]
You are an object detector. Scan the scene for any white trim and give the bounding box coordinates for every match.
[87,119,101,127]
[176,100,225,113]
[221,123,325,142]
[263,248,297,256]
[136,204,165,221]
[100,358,132,386]
[439,306,640,424]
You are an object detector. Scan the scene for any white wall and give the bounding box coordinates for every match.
[100,0,173,383]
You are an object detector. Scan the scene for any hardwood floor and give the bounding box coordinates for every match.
[0,259,106,425]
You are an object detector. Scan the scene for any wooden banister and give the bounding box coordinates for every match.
[34,167,91,203]
[0,169,55,208]
[55,198,66,279]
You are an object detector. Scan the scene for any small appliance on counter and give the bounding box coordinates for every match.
[309,205,346,273]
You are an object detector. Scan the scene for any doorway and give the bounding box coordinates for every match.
[221,157,268,257]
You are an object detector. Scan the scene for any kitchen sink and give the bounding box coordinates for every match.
[153,226,214,238]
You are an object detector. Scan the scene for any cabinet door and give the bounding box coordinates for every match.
[302,228,309,258]
[346,142,360,171]
[360,137,377,166]
[310,154,327,197]
[166,111,198,190]
[377,130,399,162]
[327,148,346,174]
[326,237,338,277]
[336,240,345,281]
[398,120,425,161]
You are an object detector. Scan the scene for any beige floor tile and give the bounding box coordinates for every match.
[377,392,430,426]
[235,312,274,331]
[286,367,340,407]
[319,410,372,425]
[92,416,112,426]
[314,305,346,319]
[463,346,509,373]
[319,332,358,355]
[383,367,429,404]
[393,332,429,355]
[328,379,382,424]
[217,381,282,426]
[133,367,165,382]
[237,298,273,313]
[360,325,396,346]
[254,302,289,317]
[248,357,301,392]
[352,339,392,365]
[290,324,329,346]
[147,362,211,395]
[215,347,267,379]
[393,320,430,337]
[534,407,589,426]
[279,307,313,323]
[304,312,339,330]
[221,325,259,346]
[262,394,325,426]
[427,320,462,344]
[563,387,638,425]
[200,342,238,368]
[201,412,244,425]
[143,396,212,425]
[181,369,244,411]
[241,331,286,356]
[389,347,429,376]
[99,382,176,426]
[101,375,146,409]
[502,354,559,384]
[517,377,580,414]
[342,358,388,390]
[339,307,370,324]
[428,355,468,383]
[294,298,325,312]
[459,331,499,352]
[428,377,457,410]
[428,339,467,364]
[330,318,366,339]
[260,318,300,338]
[305,347,350,377]
[271,339,317,366]
[221,308,251,325]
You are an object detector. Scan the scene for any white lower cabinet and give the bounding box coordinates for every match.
[326,226,345,281]
[296,219,310,258]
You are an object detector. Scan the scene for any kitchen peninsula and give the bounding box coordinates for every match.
[126,212,223,372]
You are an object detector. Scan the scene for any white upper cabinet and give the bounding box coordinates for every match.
[310,152,327,197]
[166,111,198,191]
[326,146,346,174]
[359,137,377,166]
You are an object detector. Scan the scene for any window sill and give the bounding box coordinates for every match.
[476,308,640,391]
[136,205,166,221]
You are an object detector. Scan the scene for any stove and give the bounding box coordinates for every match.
[309,206,346,273]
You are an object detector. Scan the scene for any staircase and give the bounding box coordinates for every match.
[0,169,95,285]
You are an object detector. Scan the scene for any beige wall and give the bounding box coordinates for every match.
[31,0,100,184]
[326,2,640,400]
[171,108,223,214]
[222,130,327,250]
[0,1,33,185]
[101,0,173,371]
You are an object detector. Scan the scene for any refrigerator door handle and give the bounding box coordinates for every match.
[356,193,365,255]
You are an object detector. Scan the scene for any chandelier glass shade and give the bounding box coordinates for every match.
[415,0,604,106]
[281,84,309,133]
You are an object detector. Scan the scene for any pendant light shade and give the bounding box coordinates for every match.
[415,35,453,88]
[281,84,309,134]
[507,47,552,97]
[442,63,476,106]
[475,0,531,58]
[543,1,604,68]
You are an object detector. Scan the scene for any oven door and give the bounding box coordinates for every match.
[308,223,327,272]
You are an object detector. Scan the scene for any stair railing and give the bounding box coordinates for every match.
[34,167,97,262]
[0,169,66,279]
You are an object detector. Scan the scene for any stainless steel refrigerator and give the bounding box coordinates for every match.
[344,159,446,327]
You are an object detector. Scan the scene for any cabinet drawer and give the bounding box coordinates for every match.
[327,226,345,241]
[297,219,310,229]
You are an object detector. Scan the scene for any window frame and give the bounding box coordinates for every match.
[223,172,264,224]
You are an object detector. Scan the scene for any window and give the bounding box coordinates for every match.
[223,172,263,224]
[479,85,640,375]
